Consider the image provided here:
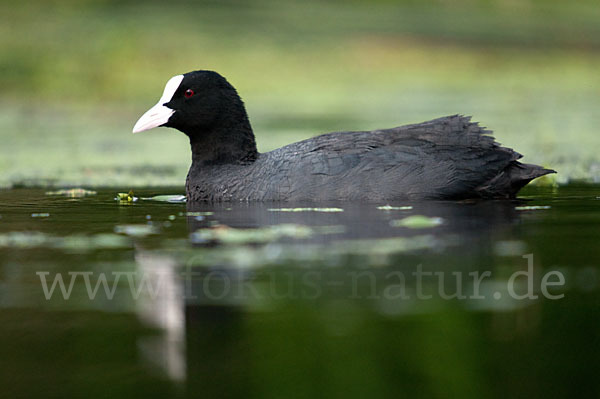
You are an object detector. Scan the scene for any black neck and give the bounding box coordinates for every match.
[188,117,258,166]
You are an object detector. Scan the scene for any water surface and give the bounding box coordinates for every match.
[1,184,599,397]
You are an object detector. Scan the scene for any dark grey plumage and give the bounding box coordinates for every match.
[185,114,553,201]
[134,70,554,202]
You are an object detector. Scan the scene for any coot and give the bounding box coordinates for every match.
[133,70,554,201]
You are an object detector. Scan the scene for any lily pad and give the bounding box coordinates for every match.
[391,215,444,229]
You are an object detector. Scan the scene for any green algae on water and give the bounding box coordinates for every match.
[391,215,444,229]
[114,224,159,237]
[45,188,97,197]
[192,224,313,245]
[116,190,137,203]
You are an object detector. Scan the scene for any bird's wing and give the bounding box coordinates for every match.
[262,115,521,200]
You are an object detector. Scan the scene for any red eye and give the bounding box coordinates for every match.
[184,89,194,98]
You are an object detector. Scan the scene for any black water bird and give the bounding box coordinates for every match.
[133,70,554,201]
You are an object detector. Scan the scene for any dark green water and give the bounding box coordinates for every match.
[1,184,599,398]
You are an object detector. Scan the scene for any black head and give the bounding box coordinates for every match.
[133,70,257,164]
[164,71,248,134]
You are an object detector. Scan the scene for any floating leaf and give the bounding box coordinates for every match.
[515,205,551,211]
[0,232,48,248]
[331,235,438,255]
[58,234,131,251]
[313,225,346,235]
[191,223,313,244]
[267,207,343,213]
[114,224,159,237]
[115,190,137,203]
[142,195,186,203]
[391,215,443,229]
[31,213,50,218]
[0,232,130,250]
[180,211,214,216]
[45,188,97,197]
[376,205,413,211]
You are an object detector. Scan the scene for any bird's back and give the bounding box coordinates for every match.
[187,115,553,201]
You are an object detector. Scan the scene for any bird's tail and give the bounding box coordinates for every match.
[475,161,556,198]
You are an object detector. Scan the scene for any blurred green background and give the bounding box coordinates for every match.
[2,3,600,396]
[1,0,599,187]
